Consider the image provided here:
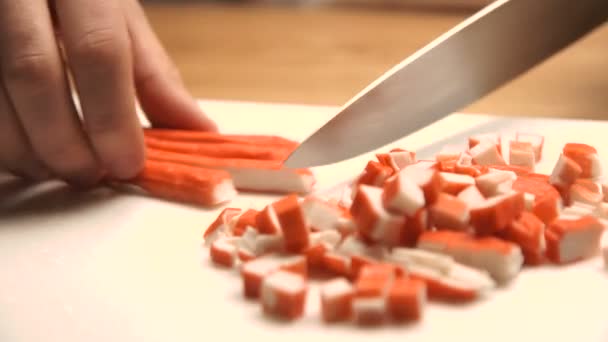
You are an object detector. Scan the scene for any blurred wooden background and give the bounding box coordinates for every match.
[142,2,608,119]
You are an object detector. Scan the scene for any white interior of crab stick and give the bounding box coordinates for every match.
[229,167,315,194]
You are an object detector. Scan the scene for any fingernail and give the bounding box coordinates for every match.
[108,154,144,181]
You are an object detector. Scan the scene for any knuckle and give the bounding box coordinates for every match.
[71,27,124,67]
[2,51,54,86]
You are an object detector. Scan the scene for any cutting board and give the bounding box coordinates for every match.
[1,100,607,342]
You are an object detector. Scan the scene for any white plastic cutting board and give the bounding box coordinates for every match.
[1,100,607,342]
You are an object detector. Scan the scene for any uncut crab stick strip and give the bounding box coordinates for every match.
[261,270,308,320]
[320,277,354,323]
[545,215,605,264]
[146,149,315,194]
[130,160,237,207]
[143,128,298,148]
[145,136,293,161]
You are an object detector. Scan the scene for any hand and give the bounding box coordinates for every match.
[0,0,217,186]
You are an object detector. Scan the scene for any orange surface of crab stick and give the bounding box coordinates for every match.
[143,128,298,148]
[469,140,506,166]
[438,172,475,195]
[453,153,486,177]
[320,277,354,323]
[146,149,315,194]
[241,255,307,298]
[232,208,259,236]
[323,252,352,278]
[131,160,237,207]
[429,193,470,231]
[261,270,308,320]
[210,237,239,267]
[563,143,602,179]
[376,149,416,172]
[468,133,502,154]
[351,185,405,246]
[500,212,546,265]
[512,176,562,224]
[272,195,310,253]
[469,191,525,235]
[386,278,427,322]
[401,208,429,247]
[569,179,603,206]
[203,208,242,246]
[435,145,462,162]
[382,172,426,216]
[352,264,397,325]
[549,154,582,187]
[515,132,544,162]
[256,204,281,235]
[145,136,292,161]
[356,161,394,187]
[457,185,486,208]
[399,167,443,204]
[545,216,605,264]
[509,141,535,171]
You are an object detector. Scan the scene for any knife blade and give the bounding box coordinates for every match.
[283,0,608,168]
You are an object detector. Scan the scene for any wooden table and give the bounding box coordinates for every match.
[143,3,608,119]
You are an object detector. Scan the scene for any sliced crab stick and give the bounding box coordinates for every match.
[256,204,281,235]
[238,227,285,257]
[512,176,562,224]
[475,169,516,197]
[131,159,237,207]
[439,172,475,195]
[382,172,426,216]
[356,161,394,187]
[435,145,463,162]
[454,153,486,177]
[350,185,405,246]
[241,255,307,298]
[399,167,443,204]
[563,143,602,179]
[549,153,582,187]
[469,191,525,235]
[457,185,486,208]
[203,207,242,246]
[469,133,502,154]
[515,132,544,162]
[320,277,354,322]
[387,247,454,275]
[487,165,531,177]
[569,180,603,206]
[386,278,427,322]
[273,195,310,253]
[509,141,535,171]
[261,270,308,320]
[301,196,349,232]
[323,252,352,278]
[376,149,416,172]
[210,237,240,267]
[501,212,546,265]
[400,208,429,246]
[469,140,506,166]
[352,264,399,325]
[146,149,315,194]
[143,128,298,148]
[428,193,470,231]
[545,216,605,264]
[232,208,259,236]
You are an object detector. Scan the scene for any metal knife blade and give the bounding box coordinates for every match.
[283,0,608,168]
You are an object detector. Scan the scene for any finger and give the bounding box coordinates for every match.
[123,0,217,131]
[0,83,50,181]
[0,1,102,185]
[54,0,145,180]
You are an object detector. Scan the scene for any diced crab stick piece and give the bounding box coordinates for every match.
[549,154,582,187]
[545,216,605,264]
[454,152,486,177]
[272,195,310,253]
[562,201,597,217]
[232,209,259,236]
[304,243,330,270]
[399,167,443,204]
[512,176,562,224]
[146,149,315,194]
[487,165,531,177]
[401,208,429,246]
[469,140,506,166]
[509,141,536,171]
[436,145,463,162]
[515,132,544,162]
[323,252,352,277]
[429,193,470,231]
[563,143,603,179]
[469,133,502,153]
[353,297,388,326]
[350,254,379,280]
[320,277,354,323]
[251,234,285,256]
[500,212,546,265]
[241,254,307,298]
[387,247,454,275]
[470,191,525,235]
[310,230,342,247]
[203,207,242,246]
[376,149,416,172]
[261,270,308,320]
[475,169,516,197]
[354,264,398,298]
[438,160,456,173]
[386,278,427,322]
[350,185,405,246]
[302,196,349,232]
[439,172,475,195]
[255,204,281,235]
[131,160,237,207]
[356,161,394,187]
[210,237,240,267]
[457,185,486,208]
[570,183,603,206]
[382,172,426,216]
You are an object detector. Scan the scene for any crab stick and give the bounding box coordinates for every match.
[401,208,429,246]
[509,141,535,171]
[146,149,315,194]
[131,160,237,207]
[469,191,525,235]
[350,185,405,246]
[271,195,311,253]
[475,169,516,197]
[356,161,394,187]
[569,180,603,206]
[501,212,546,265]
[454,153,486,177]
[439,172,475,195]
[469,133,502,154]
[210,237,240,267]
[549,153,583,188]
[429,193,470,231]
[457,185,486,208]
[512,176,562,224]
[241,254,307,298]
[143,128,298,148]
[320,277,354,322]
[563,143,603,179]
[301,196,350,232]
[376,149,416,172]
[435,145,463,162]
[203,207,242,246]
[238,228,285,257]
[256,204,281,235]
[352,264,399,325]
[323,252,352,278]
[382,171,426,216]
[487,165,531,177]
[469,140,506,166]
[515,132,544,162]
[399,167,443,204]
[261,270,308,320]
[545,216,605,264]
[386,278,427,322]
[387,247,454,275]
[232,208,259,236]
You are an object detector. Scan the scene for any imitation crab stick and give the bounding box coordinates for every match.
[261,270,308,320]
[272,195,310,253]
[469,191,525,235]
[131,160,237,207]
[563,143,603,179]
[515,132,544,162]
[143,128,298,148]
[386,278,427,322]
[457,185,486,208]
[603,244,608,270]
[232,208,259,236]
[145,136,292,161]
[469,140,506,166]
[475,169,516,197]
[375,149,416,172]
[146,149,315,194]
[428,193,470,231]
[545,216,605,264]
[400,208,429,246]
[210,237,240,267]
[382,172,426,216]
[500,212,546,265]
[549,153,582,188]
[509,141,535,171]
[351,264,399,325]
[356,161,394,187]
[512,176,562,224]
[203,207,242,246]
[320,277,354,323]
[399,166,443,204]
[350,185,405,246]
[569,179,603,206]
[241,254,307,298]
[438,172,475,195]
[301,196,351,232]
[256,204,281,235]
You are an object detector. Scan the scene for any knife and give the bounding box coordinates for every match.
[283,0,608,168]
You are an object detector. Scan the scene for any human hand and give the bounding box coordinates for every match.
[0,0,217,186]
